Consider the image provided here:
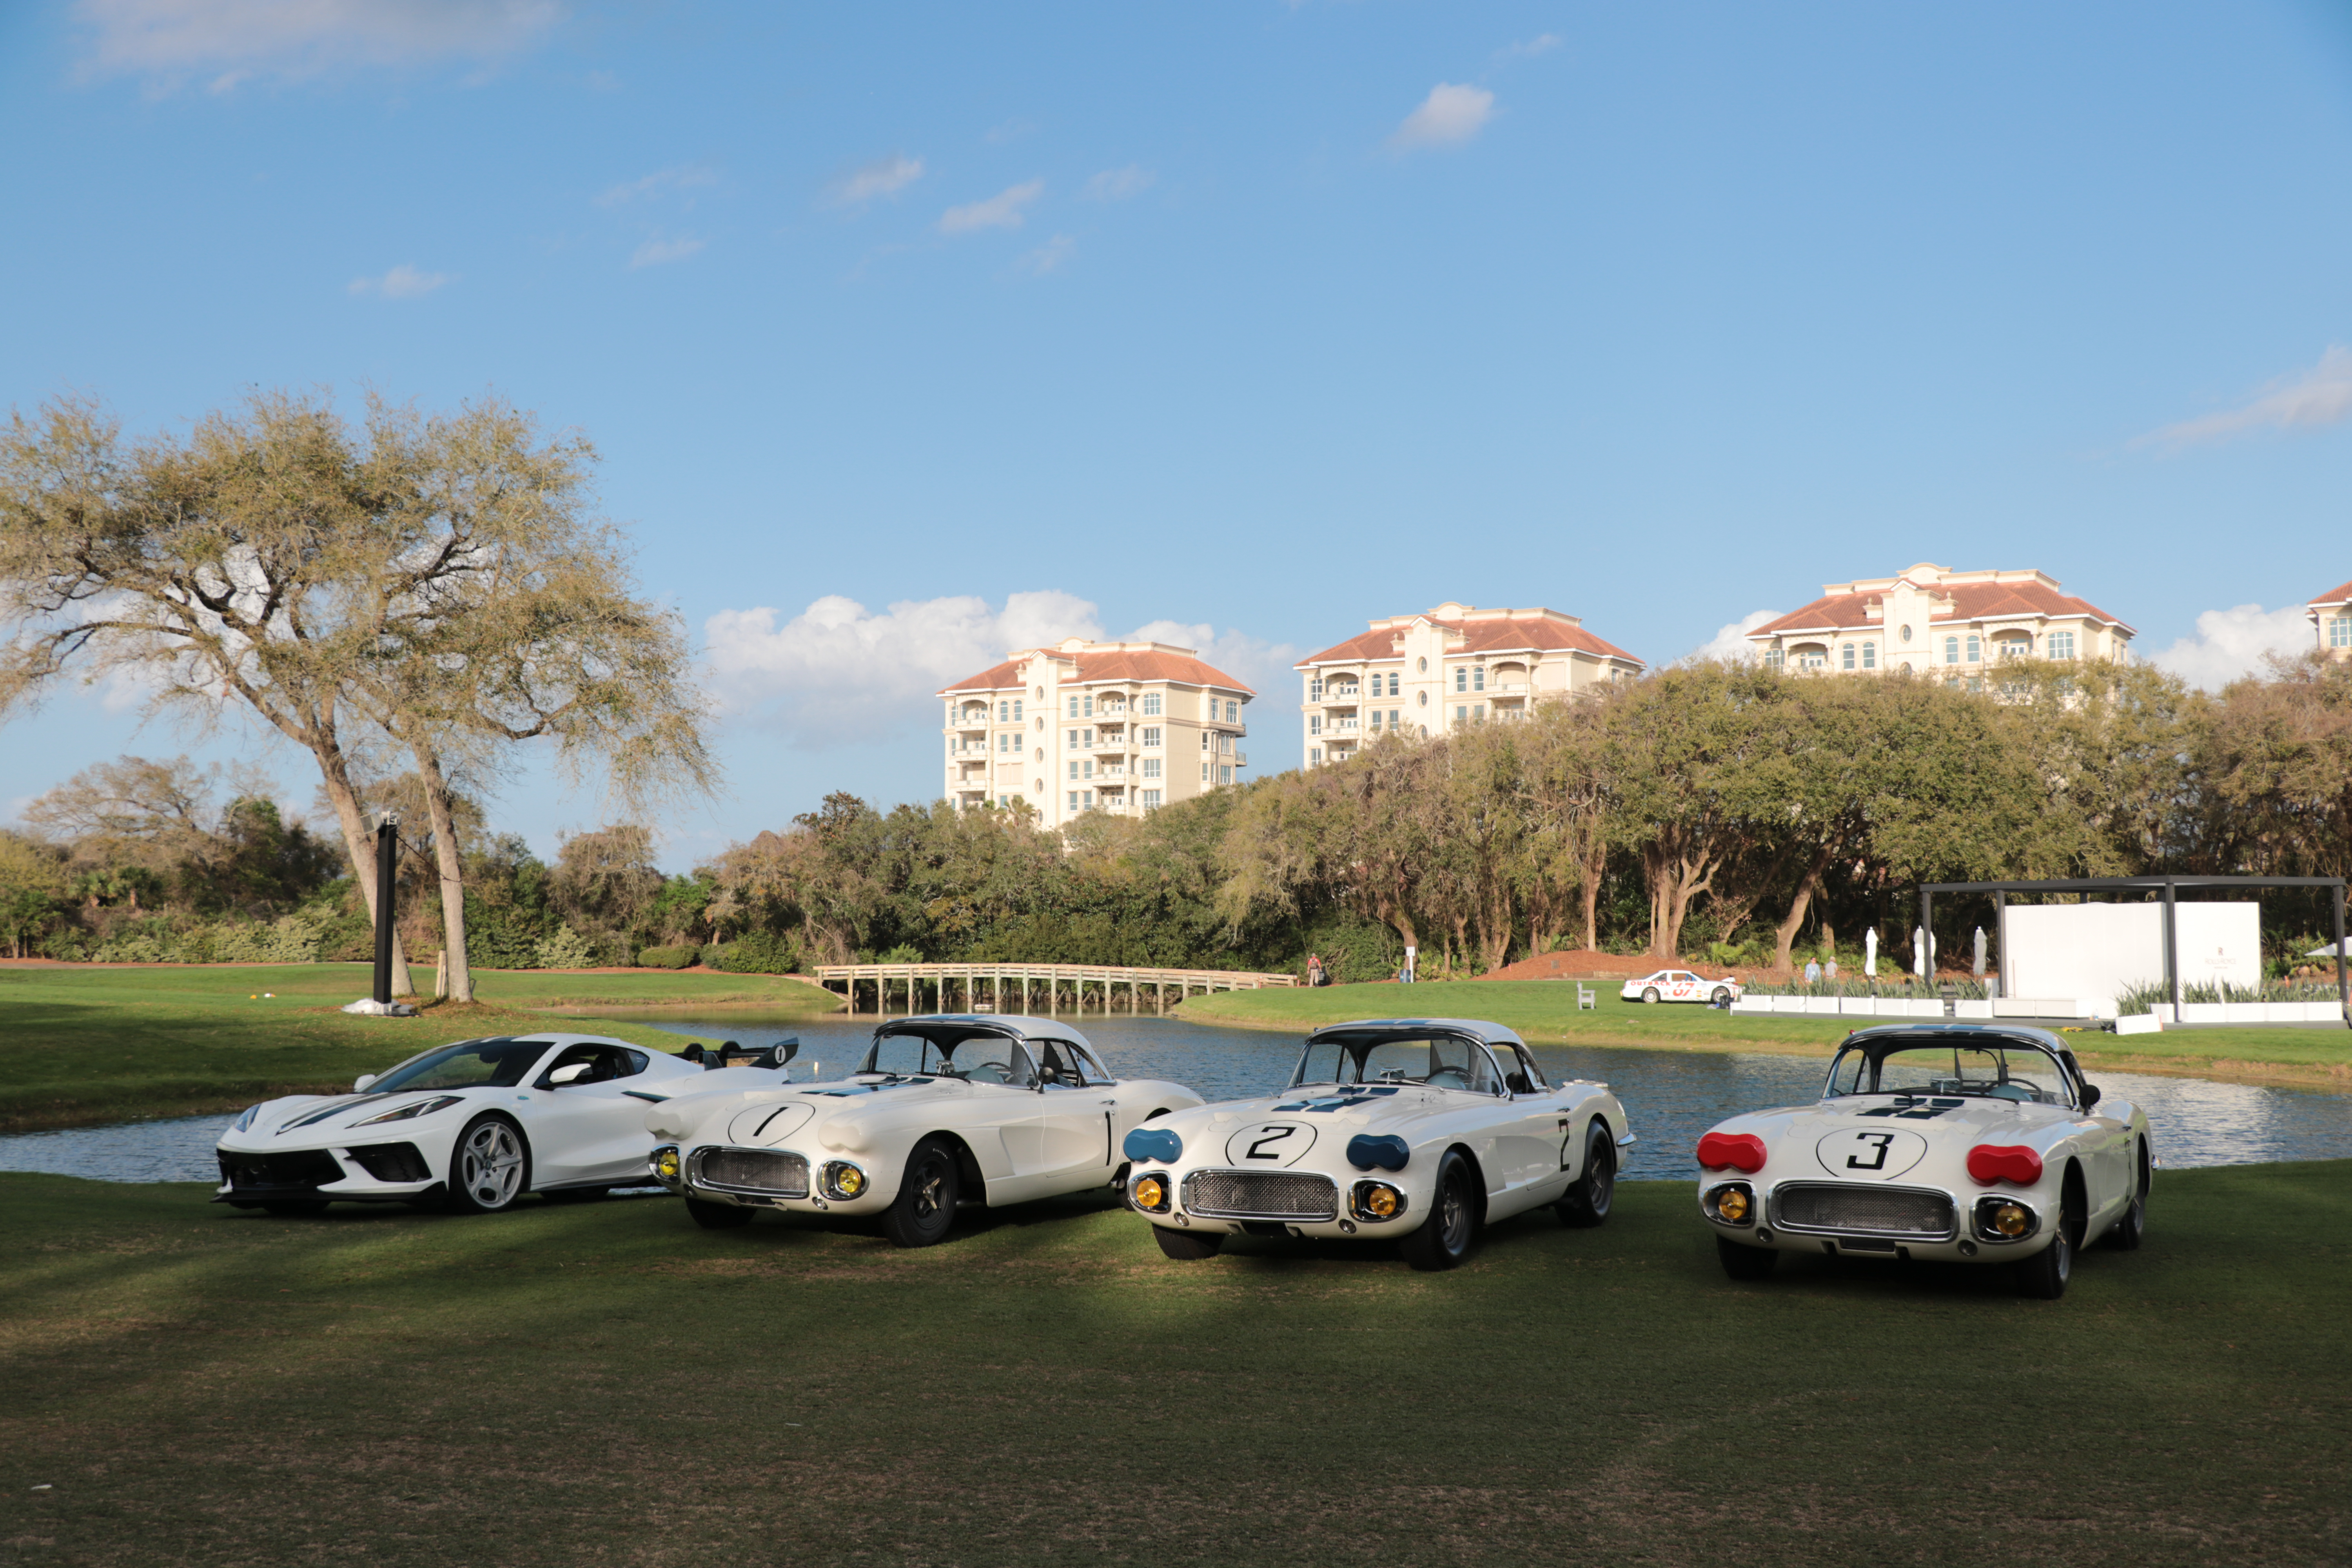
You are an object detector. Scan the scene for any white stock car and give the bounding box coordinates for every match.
[214,1033,791,1216]
[643,1015,1205,1247]
[1694,1023,2153,1298]
[1121,1018,1635,1272]
[1620,969,1741,1005]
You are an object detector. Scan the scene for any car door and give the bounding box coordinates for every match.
[1482,1042,1567,1207]
[1031,1037,1116,1181]
[523,1045,662,1186]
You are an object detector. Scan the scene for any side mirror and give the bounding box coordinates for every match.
[2079,1083,2102,1110]
[353,1073,378,1093]
[548,1062,592,1087]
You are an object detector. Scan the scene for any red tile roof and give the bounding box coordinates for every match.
[2308,579,2352,610]
[1752,579,2133,639]
[1296,612,1643,670]
[939,648,1253,696]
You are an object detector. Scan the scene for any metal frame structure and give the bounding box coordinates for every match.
[1917,875,2348,1021]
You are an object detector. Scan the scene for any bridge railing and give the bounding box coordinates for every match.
[810,960,1295,1017]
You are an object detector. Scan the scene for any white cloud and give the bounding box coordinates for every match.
[628,233,704,269]
[347,262,449,298]
[1682,609,1782,666]
[1500,33,1561,58]
[831,154,923,206]
[2139,346,2352,450]
[1082,165,1154,201]
[939,179,1043,234]
[1390,82,1496,150]
[596,164,715,207]
[75,0,561,89]
[705,591,1105,746]
[1020,234,1075,275]
[2147,603,2312,690]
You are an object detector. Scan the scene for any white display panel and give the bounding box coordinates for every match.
[1998,901,2260,1011]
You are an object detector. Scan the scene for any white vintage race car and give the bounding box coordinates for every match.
[1694,1023,2152,1298]
[643,1014,1205,1247]
[215,1033,792,1216]
[1620,969,1741,1005]
[1121,1018,1635,1271]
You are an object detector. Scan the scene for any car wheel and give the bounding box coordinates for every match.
[1641,987,1660,1004]
[1399,1149,1477,1271]
[260,1199,328,1217]
[882,1136,962,1249]
[2013,1223,2073,1299]
[1152,1225,1224,1260]
[1556,1123,1615,1228]
[1711,987,1731,1006]
[2105,1146,2147,1251]
[685,1197,753,1230]
[445,1115,530,1215]
[1717,1235,1778,1280]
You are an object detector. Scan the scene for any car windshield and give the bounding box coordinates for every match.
[1291,1033,1502,1093]
[1826,1039,2071,1106]
[860,1030,1038,1087]
[371,1038,554,1093]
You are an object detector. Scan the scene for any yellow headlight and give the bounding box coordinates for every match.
[1133,1175,1166,1209]
[1993,1203,2029,1238]
[1716,1188,1751,1224]
[1364,1185,1399,1220]
[653,1148,680,1181]
[835,1164,866,1198]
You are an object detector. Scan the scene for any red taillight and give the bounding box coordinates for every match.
[1696,1131,1768,1174]
[1966,1144,2044,1187]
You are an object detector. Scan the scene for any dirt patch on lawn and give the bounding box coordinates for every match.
[1478,950,1745,983]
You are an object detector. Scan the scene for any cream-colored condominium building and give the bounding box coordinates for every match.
[1294,604,1644,768]
[938,638,1253,829]
[1745,564,2133,681]
[2308,579,2352,659]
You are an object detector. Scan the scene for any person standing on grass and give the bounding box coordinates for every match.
[1805,958,1822,986]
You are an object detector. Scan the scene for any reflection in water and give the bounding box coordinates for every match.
[5,1013,2348,1185]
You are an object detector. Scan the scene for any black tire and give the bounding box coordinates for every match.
[1152,1225,1224,1260]
[260,1199,328,1217]
[2013,1223,2073,1299]
[685,1197,753,1229]
[1556,1122,1616,1227]
[445,1114,530,1215]
[1710,987,1731,1006]
[882,1136,962,1249]
[1399,1149,1478,1272]
[1717,1235,1778,1280]
[1641,987,1660,1004]
[2105,1144,2147,1250]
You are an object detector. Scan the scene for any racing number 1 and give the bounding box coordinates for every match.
[1246,1127,1296,1160]
[1846,1132,1895,1171]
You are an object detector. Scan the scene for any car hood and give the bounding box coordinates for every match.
[224,1089,474,1143]
[1721,1098,2078,1142]
[647,1076,979,1142]
[1159,1086,1458,1142]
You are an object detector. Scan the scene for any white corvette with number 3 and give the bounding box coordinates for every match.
[1694,1023,2153,1299]
[644,1015,1203,1247]
[1122,1018,1635,1271]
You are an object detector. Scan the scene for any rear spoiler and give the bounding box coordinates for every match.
[677,1038,799,1071]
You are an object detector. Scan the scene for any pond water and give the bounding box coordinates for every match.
[7,1013,2350,1185]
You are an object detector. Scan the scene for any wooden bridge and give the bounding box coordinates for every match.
[812,962,1296,1018]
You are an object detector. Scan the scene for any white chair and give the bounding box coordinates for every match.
[1576,984,1597,1011]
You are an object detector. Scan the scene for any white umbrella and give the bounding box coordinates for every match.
[1864,927,1878,978]
[1973,926,1986,979]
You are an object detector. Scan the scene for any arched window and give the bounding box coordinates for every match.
[1861,642,1877,669]
[1944,635,1959,665]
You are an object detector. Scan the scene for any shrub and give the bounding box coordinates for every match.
[712,929,803,975]
[637,944,699,970]
[531,925,600,971]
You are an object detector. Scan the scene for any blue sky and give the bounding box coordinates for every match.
[4,1,2350,868]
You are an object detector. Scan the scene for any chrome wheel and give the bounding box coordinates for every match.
[450,1118,526,1214]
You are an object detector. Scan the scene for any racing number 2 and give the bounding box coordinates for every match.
[1846,1132,1895,1171]
[1246,1127,1297,1160]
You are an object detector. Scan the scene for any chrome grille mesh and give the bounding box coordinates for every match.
[1773,1183,1955,1239]
[697,1148,810,1197]
[1182,1169,1338,1221]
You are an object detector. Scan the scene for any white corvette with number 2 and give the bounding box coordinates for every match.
[1123,1018,1635,1271]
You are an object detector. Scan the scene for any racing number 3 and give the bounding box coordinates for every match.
[1846,1132,1895,1171]
[1246,1127,1297,1160]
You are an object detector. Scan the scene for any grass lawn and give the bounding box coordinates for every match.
[0,1162,2342,1566]
[0,963,842,1132]
[1179,981,2352,1090]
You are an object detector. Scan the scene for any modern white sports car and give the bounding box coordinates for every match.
[643,1014,1204,1247]
[1620,969,1741,1005]
[215,1033,792,1216]
[1122,1018,1635,1271]
[1694,1023,2152,1298]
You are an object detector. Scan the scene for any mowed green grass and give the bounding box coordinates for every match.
[1180,981,2352,1088]
[0,964,842,1131]
[0,1164,2343,1566]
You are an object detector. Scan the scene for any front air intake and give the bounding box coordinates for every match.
[695,1147,811,1198]
[1181,1169,1339,1222]
[1771,1183,1956,1240]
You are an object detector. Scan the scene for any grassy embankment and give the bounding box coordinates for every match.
[1178,980,2352,1090]
[0,962,842,1131]
[0,1161,2342,1565]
